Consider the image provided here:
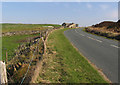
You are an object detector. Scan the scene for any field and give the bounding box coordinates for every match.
[1,23,61,83]
[2,23,60,32]
[36,28,108,83]
[2,33,40,61]
[2,24,60,61]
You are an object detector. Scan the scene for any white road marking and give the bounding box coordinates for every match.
[75,30,85,36]
[75,29,119,49]
[110,45,120,48]
[87,36,95,40]
[87,36,102,43]
[80,34,85,36]
[76,29,102,43]
[95,39,102,43]
[75,29,78,33]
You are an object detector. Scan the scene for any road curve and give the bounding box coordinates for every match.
[64,28,118,83]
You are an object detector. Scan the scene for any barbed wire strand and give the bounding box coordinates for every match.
[20,39,40,85]
[20,52,34,85]
[19,31,49,85]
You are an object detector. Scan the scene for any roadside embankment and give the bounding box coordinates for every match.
[85,20,120,41]
[35,28,108,83]
[85,27,120,41]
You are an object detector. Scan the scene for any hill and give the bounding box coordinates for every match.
[92,20,120,33]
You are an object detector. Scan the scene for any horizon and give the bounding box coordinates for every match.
[1,19,119,25]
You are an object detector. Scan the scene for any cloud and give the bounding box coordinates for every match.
[99,4,109,10]
[86,3,92,9]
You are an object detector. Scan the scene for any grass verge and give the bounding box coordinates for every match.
[37,28,108,83]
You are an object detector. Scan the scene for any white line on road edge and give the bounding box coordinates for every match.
[110,45,120,48]
[87,36,102,43]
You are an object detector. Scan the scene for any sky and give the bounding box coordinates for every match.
[2,2,119,26]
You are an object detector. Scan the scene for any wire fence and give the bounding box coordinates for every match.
[2,27,58,84]
[20,38,41,85]
[20,50,35,85]
[19,30,50,85]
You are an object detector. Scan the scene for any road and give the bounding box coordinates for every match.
[64,28,118,83]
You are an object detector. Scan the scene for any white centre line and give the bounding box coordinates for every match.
[110,45,120,48]
[75,29,102,43]
[75,29,78,33]
[95,39,102,43]
[87,36,102,43]
[87,36,95,40]
[80,34,85,36]
[75,30,85,36]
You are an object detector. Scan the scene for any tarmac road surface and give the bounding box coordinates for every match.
[64,28,118,83]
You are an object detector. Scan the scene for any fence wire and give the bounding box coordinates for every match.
[20,39,40,85]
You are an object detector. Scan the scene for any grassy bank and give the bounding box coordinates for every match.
[37,28,107,83]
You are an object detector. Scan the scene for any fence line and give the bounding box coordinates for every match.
[19,30,49,85]
[20,38,41,85]
[4,29,54,84]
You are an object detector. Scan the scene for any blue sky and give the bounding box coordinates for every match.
[2,2,118,26]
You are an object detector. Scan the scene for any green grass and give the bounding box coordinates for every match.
[41,28,108,83]
[2,24,61,32]
[1,23,61,61]
[2,33,40,61]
